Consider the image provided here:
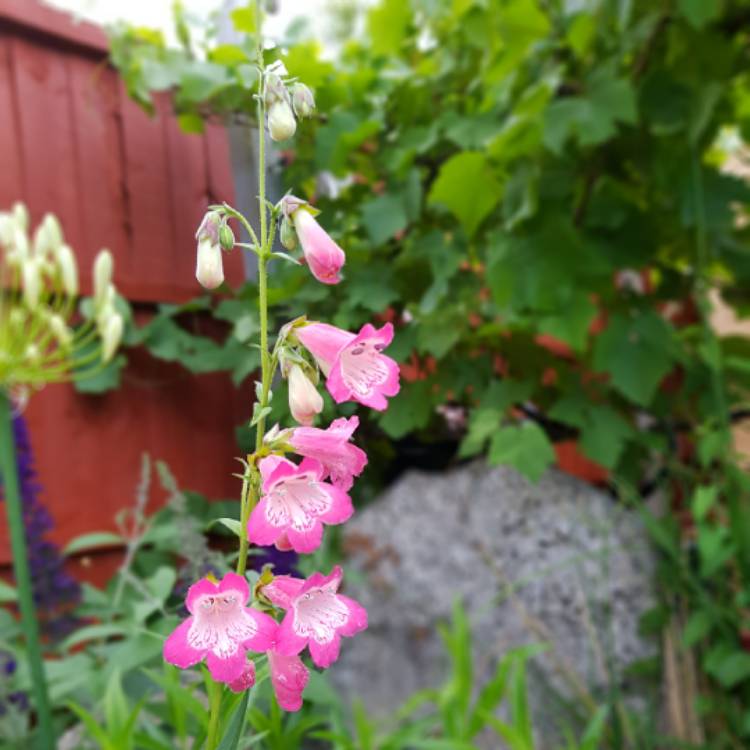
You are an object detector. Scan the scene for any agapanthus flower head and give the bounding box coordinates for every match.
[264,565,367,668]
[248,455,353,553]
[296,321,400,410]
[163,572,277,684]
[289,416,367,491]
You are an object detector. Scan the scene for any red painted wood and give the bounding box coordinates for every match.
[0,34,24,206]
[0,1,252,575]
[0,0,108,56]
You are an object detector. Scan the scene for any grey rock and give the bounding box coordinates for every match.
[332,462,658,746]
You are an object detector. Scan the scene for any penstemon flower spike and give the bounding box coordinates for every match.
[167,0,400,736]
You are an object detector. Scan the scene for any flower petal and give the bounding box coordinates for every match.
[186,578,219,615]
[274,612,308,656]
[269,651,309,712]
[242,608,278,653]
[206,648,248,684]
[308,633,341,668]
[337,595,368,637]
[263,575,306,609]
[163,618,205,669]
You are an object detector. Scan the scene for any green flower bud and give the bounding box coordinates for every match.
[219,223,235,251]
[280,215,297,250]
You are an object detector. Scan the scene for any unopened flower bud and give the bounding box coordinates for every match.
[34,214,63,257]
[22,257,41,309]
[196,211,222,244]
[280,216,297,250]
[101,312,124,363]
[264,72,287,106]
[219,223,235,251]
[57,244,78,297]
[93,249,114,305]
[267,100,296,142]
[196,237,224,289]
[24,344,40,364]
[291,83,315,118]
[287,364,323,425]
[50,314,72,347]
[12,202,28,232]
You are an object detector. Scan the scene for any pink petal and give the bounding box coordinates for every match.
[247,497,285,547]
[163,618,206,669]
[263,575,305,609]
[318,484,354,526]
[294,210,345,285]
[274,612,308,656]
[185,578,219,614]
[337,595,368,637]
[218,572,250,604]
[269,651,309,712]
[275,534,293,551]
[297,456,326,481]
[260,455,298,491]
[296,323,355,373]
[301,565,343,595]
[206,647,248,684]
[308,634,341,668]
[242,608,279,652]
[228,662,256,693]
[285,520,324,553]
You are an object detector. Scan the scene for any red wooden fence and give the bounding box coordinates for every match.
[0,0,250,579]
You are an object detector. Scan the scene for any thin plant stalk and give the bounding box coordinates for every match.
[0,390,55,749]
[206,1,269,744]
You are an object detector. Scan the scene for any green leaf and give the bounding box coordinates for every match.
[488,422,555,482]
[74,354,126,394]
[367,0,412,56]
[593,311,676,405]
[216,689,251,750]
[459,408,502,458]
[698,525,734,578]
[708,650,750,688]
[230,7,257,34]
[692,485,718,522]
[378,380,432,438]
[177,113,204,134]
[104,670,130,740]
[210,517,244,537]
[578,405,633,469]
[682,610,715,647]
[63,531,124,556]
[360,193,408,245]
[678,0,722,29]
[60,624,131,652]
[537,294,596,353]
[428,152,501,237]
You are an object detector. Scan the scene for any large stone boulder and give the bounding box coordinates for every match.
[332,462,658,745]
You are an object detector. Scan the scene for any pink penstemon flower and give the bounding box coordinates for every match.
[163,572,278,684]
[296,321,401,410]
[289,416,368,491]
[247,455,353,553]
[282,195,345,285]
[268,650,309,711]
[263,565,367,668]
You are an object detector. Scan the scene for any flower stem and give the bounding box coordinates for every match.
[205,677,223,750]
[236,0,269,578]
[0,390,55,749]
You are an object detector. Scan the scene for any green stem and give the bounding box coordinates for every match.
[236,0,270,579]
[0,390,55,749]
[205,677,223,750]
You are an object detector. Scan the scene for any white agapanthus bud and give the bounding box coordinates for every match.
[56,244,78,297]
[267,100,296,142]
[291,83,315,118]
[287,364,323,425]
[49,314,72,347]
[22,257,41,309]
[34,214,63,257]
[101,312,124,363]
[12,202,28,232]
[93,249,114,305]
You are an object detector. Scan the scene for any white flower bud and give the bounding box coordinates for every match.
[101,312,123,363]
[22,257,41,309]
[93,249,114,305]
[49,314,72,347]
[56,244,78,297]
[12,202,28,232]
[196,237,224,289]
[24,343,40,364]
[267,100,296,142]
[287,364,323,425]
[33,214,63,257]
[0,213,15,246]
[291,83,315,118]
[264,72,288,106]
